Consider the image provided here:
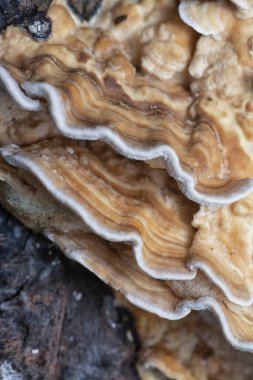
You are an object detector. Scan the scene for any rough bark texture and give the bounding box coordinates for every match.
[0,0,103,39]
[0,206,139,380]
[0,0,52,39]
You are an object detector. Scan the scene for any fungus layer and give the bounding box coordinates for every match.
[2,137,253,308]
[0,137,197,281]
[1,0,253,205]
[0,136,253,351]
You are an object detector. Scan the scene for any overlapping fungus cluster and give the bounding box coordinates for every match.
[0,1,253,379]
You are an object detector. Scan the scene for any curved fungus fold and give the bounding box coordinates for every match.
[0,138,197,281]
[0,135,253,351]
[230,0,253,18]
[190,196,253,306]
[179,0,235,39]
[1,0,253,205]
[2,137,253,309]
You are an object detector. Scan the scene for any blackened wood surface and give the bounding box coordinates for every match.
[0,206,139,380]
[0,0,52,39]
[0,0,103,39]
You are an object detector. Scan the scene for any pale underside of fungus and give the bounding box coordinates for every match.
[1,0,253,378]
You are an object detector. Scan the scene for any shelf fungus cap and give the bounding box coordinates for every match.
[0,1,253,205]
[1,136,253,308]
[230,0,253,18]
[140,19,196,81]
[1,136,253,351]
[179,0,235,39]
[0,138,198,281]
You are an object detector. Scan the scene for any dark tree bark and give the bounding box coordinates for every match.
[0,0,103,39]
[0,206,139,380]
[0,0,53,39]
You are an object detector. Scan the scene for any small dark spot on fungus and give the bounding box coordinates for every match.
[114,14,128,25]
[77,51,89,63]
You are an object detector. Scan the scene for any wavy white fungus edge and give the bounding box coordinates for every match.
[2,144,253,308]
[45,232,253,352]
[230,0,251,11]
[1,65,253,206]
[179,0,225,38]
[0,66,41,111]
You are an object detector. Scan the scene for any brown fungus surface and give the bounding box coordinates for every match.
[0,137,197,280]
[1,130,253,311]
[0,132,253,351]
[1,0,253,204]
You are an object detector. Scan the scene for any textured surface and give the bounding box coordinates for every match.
[0,0,52,39]
[1,152,253,351]
[0,138,196,280]
[126,301,253,380]
[1,0,253,364]
[0,205,139,380]
[1,0,253,204]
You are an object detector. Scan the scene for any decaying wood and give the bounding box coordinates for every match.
[0,0,52,39]
[0,206,139,380]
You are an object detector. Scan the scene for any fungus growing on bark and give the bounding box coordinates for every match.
[0,134,253,351]
[1,1,253,378]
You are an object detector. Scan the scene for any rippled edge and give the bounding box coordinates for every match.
[1,63,253,303]
[2,141,253,308]
[1,143,253,351]
[179,1,216,37]
[1,65,253,206]
[46,231,253,353]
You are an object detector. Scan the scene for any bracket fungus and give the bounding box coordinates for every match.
[2,0,253,205]
[1,0,253,378]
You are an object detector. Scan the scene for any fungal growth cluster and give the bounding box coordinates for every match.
[0,0,253,378]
